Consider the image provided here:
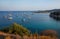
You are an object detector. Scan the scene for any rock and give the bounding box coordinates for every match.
[50,11,60,20]
[40,30,57,37]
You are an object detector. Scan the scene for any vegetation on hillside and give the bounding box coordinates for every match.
[0,23,30,36]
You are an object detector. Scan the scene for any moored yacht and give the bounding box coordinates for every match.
[8,16,13,20]
[8,14,13,20]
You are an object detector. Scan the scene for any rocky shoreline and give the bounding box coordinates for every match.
[50,11,60,20]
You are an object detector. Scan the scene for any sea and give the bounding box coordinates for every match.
[0,11,60,35]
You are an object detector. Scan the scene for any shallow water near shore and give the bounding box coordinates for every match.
[0,11,60,34]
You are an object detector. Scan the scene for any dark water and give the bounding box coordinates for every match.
[0,11,60,34]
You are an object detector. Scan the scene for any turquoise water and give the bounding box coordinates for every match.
[0,11,60,34]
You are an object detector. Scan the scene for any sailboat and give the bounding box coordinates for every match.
[8,17,13,20]
[3,16,7,19]
[8,14,12,16]
[8,14,13,20]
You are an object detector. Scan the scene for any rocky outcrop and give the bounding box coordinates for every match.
[50,11,60,20]
[40,30,58,39]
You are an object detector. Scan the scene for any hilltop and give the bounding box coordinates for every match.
[34,9,60,13]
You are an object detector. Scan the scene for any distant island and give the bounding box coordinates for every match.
[34,9,60,13]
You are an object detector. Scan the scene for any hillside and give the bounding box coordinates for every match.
[0,23,30,36]
[34,9,60,13]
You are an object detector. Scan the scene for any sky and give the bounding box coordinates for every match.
[0,0,60,11]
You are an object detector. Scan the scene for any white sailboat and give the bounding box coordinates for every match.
[8,14,13,20]
[8,17,13,20]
